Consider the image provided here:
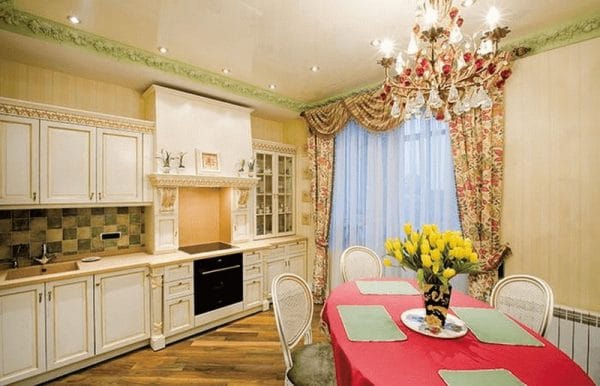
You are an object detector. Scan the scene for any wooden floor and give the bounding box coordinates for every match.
[49,306,326,385]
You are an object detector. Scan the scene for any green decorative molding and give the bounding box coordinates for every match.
[0,0,598,114]
[0,0,307,112]
[503,13,600,58]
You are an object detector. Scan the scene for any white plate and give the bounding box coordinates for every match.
[400,308,468,339]
[81,256,101,262]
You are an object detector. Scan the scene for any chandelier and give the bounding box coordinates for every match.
[377,0,512,121]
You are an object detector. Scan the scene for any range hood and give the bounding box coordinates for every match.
[148,173,258,189]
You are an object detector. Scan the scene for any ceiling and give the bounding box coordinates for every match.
[2,0,600,118]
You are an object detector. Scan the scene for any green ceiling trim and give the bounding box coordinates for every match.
[0,0,307,112]
[0,0,598,114]
[503,13,600,58]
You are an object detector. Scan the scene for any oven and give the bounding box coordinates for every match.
[193,253,243,315]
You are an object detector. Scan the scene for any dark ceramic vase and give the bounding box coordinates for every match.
[422,283,452,333]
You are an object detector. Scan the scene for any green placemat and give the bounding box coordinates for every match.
[451,307,543,346]
[355,280,420,295]
[439,369,526,386]
[337,305,407,341]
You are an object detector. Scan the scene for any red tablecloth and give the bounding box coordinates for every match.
[322,279,594,386]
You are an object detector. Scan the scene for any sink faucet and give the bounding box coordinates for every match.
[34,243,55,265]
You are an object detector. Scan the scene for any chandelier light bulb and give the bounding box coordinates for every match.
[427,88,443,108]
[461,0,475,7]
[486,6,501,28]
[449,25,463,44]
[423,6,439,27]
[407,33,419,55]
[448,85,459,103]
[395,52,406,74]
[414,91,426,108]
[477,38,493,55]
[379,38,396,58]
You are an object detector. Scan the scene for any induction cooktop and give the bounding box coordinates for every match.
[179,242,236,255]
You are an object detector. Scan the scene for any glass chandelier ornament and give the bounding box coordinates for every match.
[378,0,512,121]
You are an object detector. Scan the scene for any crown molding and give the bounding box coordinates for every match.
[0,96,154,133]
[1,0,597,114]
[0,0,307,113]
[252,139,296,155]
[148,174,259,189]
[503,14,600,58]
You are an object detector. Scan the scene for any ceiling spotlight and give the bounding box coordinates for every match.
[67,15,80,24]
[222,68,231,75]
[370,39,381,47]
[310,65,320,72]
[158,46,168,54]
[268,84,277,90]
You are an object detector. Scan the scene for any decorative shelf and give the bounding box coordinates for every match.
[148,174,259,188]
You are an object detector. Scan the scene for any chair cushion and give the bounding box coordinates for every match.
[287,342,336,386]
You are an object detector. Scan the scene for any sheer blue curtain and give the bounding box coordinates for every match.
[329,118,467,292]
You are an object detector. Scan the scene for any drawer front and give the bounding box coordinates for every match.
[164,278,193,300]
[286,241,306,255]
[265,246,285,261]
[244,252,261,266]
[243,263,262,280]
[164,262,193,282]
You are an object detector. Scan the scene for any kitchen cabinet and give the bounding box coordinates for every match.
[254,142,295,239]
[94,267,150,354]
[40,121,144,204]
[96,128,143,202]
[45,276,94,370]
[231,188,252,243]
[0,284,45,384]
[243,252,263,310]
[0,115,39,205]
[163,262,194,337]
[40,121,96,204]
[263,240,306,298]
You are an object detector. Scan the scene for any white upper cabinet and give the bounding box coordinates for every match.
[97,128,143,203]
[0,115,40,205]
[40,121,96,204]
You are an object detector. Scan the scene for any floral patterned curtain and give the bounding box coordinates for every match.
[307,133,335,303]
[302,86,510,301]
[448,98,511,300]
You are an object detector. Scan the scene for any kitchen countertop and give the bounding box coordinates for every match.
[0,235,307,290]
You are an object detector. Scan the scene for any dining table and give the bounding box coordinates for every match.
[322,279,594,386]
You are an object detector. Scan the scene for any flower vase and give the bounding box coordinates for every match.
[422,283,452,333]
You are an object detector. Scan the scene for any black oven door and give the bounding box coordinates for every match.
[194,253,243,315]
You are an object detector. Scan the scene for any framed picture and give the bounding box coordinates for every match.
[196,150,220,173]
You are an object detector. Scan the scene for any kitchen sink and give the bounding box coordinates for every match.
[5,261,80,280]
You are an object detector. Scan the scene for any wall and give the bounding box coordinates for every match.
[251,116,284,142]
[502,37,600,312]
[0,207,145,266]
[178,187,227,246]
[0,58,144,119]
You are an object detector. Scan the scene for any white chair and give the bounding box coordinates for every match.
[340,245,383,283]
[490,274,554,336]
[271,273,335,386]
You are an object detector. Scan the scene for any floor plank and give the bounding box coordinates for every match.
[49,306,326,385]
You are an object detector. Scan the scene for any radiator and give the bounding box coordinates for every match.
[545,304,600,384]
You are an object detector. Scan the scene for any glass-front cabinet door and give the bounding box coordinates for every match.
[253,141,295,239]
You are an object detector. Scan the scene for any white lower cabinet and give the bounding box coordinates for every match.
[263,241,307,298]
[46,276,94,370]
[163,262,194,337]
[94,268,150,354]
[243,252,263,310]
[0,284,45,384]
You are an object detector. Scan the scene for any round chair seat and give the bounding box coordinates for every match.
[287,342,336,386]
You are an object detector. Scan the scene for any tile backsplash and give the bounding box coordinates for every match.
[0,207,145,266]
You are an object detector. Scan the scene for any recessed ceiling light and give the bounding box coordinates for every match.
[222,68,231,75]
[310,65,320,72]
[158,46,168,54]
[67,15,80,24]
[268,84,277,90]
[370,39,381,47]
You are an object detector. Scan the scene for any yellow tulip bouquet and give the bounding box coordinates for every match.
[383,223,480,290]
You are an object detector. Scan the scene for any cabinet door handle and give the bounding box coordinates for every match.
[38,293,42,303]
[32,192,37,201]
[47,291,52,302]
[98,192,102,200]
[90,192,94,200]
[178,299,183,304]
[96,282,101,287]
